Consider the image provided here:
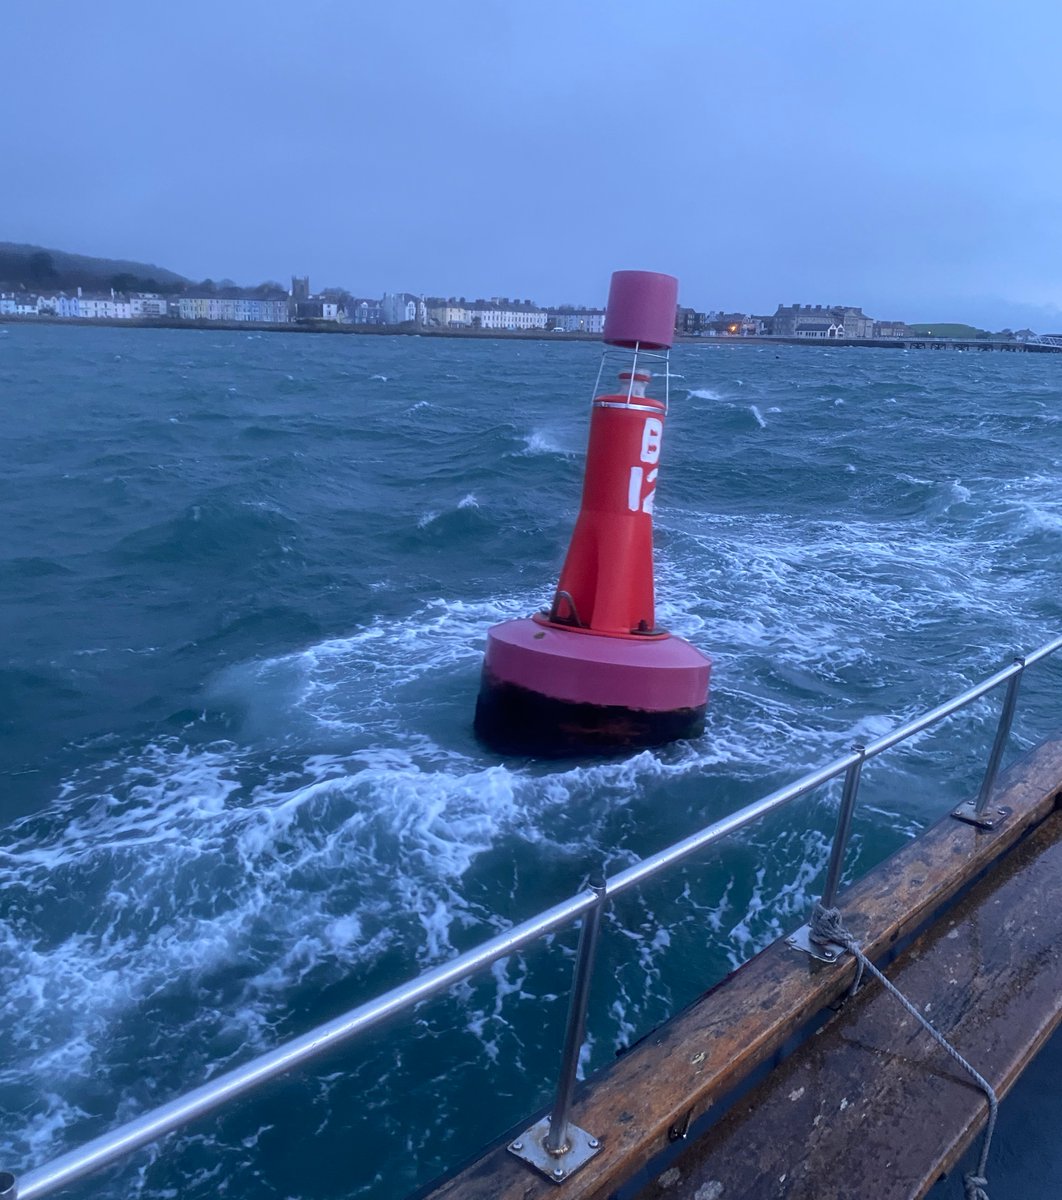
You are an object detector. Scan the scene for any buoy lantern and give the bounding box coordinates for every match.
[475,270,711,756]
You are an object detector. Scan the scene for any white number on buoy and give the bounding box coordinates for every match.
[641,418,663,464]
[628,418,663,512]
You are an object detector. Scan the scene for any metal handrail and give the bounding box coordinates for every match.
[9,633,1062,1199]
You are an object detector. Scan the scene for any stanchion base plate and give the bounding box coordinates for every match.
[507,1115,602,1183]
[951,800,1012,830]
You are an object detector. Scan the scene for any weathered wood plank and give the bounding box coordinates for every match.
[422,737,1062,1200]
[634,810,1062,1200]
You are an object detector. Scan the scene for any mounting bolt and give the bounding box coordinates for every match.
[511,1140,523,1152]
[588,1137,599,1148]
[553,1167,565,1179]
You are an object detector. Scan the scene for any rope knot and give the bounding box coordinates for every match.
[808,902,856,951]
[963,1171,990,1200]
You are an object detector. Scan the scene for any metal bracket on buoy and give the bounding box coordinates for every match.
[507,1115,602,1183]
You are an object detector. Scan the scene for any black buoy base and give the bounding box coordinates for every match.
[474,674,705,758]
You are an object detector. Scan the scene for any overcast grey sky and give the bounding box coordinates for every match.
[4,2,1061,328]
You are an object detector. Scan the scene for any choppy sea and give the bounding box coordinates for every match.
[1,323,1061,1199]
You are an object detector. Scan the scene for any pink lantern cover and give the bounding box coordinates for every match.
[603,270,678,350]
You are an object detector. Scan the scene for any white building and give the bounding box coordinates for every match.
[473,300,548,330]
[428,301,472,327]
[1,293,39,315]
[37,293,80,317]
[130,293,168,318]
[7,295,40,316]
[77,295,132,320]
[794,320,843,339]
[177,297,210,320]
[171,296,287,323]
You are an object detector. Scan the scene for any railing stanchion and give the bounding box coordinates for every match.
[509,873,607,1180]
[544,873,607,1157]
[819,744,866,911]
[974,659,1024,817]
[788,745,867,962]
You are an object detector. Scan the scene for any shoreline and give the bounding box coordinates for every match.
[0,314,603,343]
[1,315,1055,353]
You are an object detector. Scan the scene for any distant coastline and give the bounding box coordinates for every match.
[3,314,1060,354]
[0,313,602,343]
[5,243,1053,350]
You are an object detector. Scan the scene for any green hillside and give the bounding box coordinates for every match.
[907,323,988,339]
[0,243,189,293]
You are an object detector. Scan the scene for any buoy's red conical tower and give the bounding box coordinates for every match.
[474,270,711,756]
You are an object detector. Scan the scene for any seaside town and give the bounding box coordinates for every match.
[0,258,1044,343]
[0,281,987,340]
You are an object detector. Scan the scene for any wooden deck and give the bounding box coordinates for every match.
[421,737,1062,1200]
[635,809,1062,1199]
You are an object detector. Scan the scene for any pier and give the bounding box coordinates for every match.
[686,333,1062,353]
[889,333,1062,353]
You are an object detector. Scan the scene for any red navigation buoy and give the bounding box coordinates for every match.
[475,270,711,755]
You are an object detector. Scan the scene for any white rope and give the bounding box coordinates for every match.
[809,903,998,1200]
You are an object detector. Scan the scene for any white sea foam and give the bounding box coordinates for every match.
[1017,504,1062,534]
[686,388,723,400]
[417,494,481,528]
[1,660,777,1166]
[517,429,576,456]
[725,830,829,968]
[750,405,767,429]
[656,501,1041,708]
